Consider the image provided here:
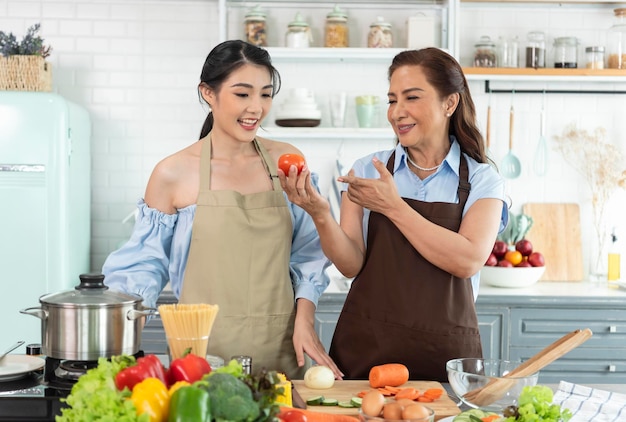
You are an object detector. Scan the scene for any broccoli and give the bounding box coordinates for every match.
[200,372,261,422]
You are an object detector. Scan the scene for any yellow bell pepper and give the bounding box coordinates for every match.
[168,380,191,398]
[274,373,292,407]
[131,377,169,422]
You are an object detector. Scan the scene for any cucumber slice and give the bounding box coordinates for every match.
[322,398,339,406]
[350,397,363,408]
[306,395,325,405]
[338,400,355,408]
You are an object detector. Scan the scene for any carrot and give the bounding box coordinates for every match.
[481,416,500,422]
[417,396,434,402]
[368,363,410,388]
[377,387,395,396]
[384,385,402,394]
[278,406,359,422]
[394,387,419,400]
[422,388,444,400]
[357,390,370,398]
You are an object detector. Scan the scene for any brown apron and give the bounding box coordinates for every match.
[180,134,305,379]
[329,152,482,382]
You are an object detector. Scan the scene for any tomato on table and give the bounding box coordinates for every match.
[278,153,306,175]
[280,410,308,422]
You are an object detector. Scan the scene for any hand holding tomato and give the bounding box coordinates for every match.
[278,153,306,175]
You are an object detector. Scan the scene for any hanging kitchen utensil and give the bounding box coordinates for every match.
[463,328,593,407]
[533,93,549,176]
[501,102,522,178]
[485,93,493,160]
[0,340,25,362]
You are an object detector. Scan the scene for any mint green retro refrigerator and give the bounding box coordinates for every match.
[0,92,91,347]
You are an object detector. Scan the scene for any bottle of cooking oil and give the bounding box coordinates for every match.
[608,228,621,287]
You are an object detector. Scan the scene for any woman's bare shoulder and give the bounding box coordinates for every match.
[145,141,202,213]
[256,136,303,159]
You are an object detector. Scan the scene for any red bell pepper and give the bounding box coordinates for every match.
[167,351,212,384]
[115,354,167,392]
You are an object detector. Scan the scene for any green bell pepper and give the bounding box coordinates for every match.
[168,385,211,422]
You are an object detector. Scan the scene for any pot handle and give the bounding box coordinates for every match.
[19,307,48,320]
[127,307,158,321]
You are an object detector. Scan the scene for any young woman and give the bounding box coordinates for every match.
[102,40,341,379]
[279,48,508,381]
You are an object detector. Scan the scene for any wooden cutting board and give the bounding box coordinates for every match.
[292,380,460,421]
[522,203,583,281]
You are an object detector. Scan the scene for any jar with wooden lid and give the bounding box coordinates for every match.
[368,16,393,48]
[608,8,626,69]
[244,4,267,47]
[286,12,311,48]
[324,5,348,48]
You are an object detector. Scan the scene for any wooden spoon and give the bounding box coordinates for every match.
[463,328,593,407]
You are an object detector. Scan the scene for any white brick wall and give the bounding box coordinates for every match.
[2,0,626,277]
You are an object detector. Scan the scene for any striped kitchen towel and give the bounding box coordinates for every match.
[553,381,626,421]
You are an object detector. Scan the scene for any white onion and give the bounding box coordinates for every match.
[304,365,335,389]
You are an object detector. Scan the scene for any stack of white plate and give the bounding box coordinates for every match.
[275,88,321,127]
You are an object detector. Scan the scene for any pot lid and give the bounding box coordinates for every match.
[39,273,143,306]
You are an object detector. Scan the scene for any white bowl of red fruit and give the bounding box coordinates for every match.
[481,239,546,288]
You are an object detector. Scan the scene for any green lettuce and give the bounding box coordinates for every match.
[56,355,148,422]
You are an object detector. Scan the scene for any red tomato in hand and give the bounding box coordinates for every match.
[280,410,308,422]
[278,153,305,175]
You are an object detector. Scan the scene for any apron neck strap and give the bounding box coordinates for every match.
[199,134,281,192]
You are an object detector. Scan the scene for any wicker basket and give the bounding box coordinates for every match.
[0,55,52,92]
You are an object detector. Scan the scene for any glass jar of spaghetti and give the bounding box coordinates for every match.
[244,4,267,47]
[324,5,348,48]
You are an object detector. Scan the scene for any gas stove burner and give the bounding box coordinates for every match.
[55,360,99,381]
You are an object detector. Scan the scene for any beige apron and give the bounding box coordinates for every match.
[180,134,304,378]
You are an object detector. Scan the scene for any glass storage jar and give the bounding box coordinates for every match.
[553,36,578,68]
[244,5,267,47]
[324,5,348,48]
[285,12,311,48]
[525,31,546,68]
[498,36,519,68]
[368,16,393,48]
[585,46,605,69]
[473,36,497,67]
[608,8,626,69]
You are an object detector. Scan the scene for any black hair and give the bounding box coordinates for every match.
[198,40,281,139]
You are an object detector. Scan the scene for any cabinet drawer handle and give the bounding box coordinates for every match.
[609,325,617,333]
[608,364,616,372]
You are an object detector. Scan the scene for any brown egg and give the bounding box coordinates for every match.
[395,398,416,407]
[382,402,404,420]
[361,390,386,417]
[402,403,432,420]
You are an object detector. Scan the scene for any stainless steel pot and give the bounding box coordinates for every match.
[20,273,156,360]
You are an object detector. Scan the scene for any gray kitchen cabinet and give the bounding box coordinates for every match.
[476,307,509,360]
[313,288,626,383]
[508,307,626,383]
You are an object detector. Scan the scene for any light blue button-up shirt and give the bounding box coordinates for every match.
[102,174,331,309]
[345,139,509,299]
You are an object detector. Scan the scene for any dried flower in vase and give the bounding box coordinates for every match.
[553,123,626,278]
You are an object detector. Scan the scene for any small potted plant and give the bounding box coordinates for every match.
[0,23,52,92]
